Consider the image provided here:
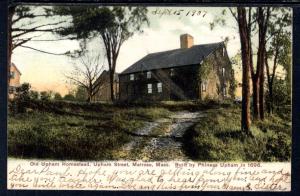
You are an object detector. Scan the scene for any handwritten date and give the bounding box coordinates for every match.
[152,8,207,18]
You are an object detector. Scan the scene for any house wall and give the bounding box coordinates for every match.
[119,44,232,102]
[199,45,232,100]
[9,65,21,99]
[92,71,119,102]
[119,65,199,102]
[93,81,119,102]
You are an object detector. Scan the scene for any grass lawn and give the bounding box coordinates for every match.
[8,100,172,160]
[8,100,291,161]
[184,105,291,162]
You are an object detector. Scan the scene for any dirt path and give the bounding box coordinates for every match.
[119,111,205,161]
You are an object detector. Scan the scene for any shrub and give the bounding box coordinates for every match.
[9,83,31,113]
[64,94,76,101]
[29,90,39,100]
[40,91,52,101]
[54,92,62,100]
[185,106,291,161]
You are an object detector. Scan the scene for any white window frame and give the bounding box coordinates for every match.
[147,83,152,94]
[170,68,175,76]
[9,86,15,94]
[147,71,151,79]
[10,71,15,79]
[202,81,207,92]
[222,67,225,76]
[130,74,134,81]
[157,82,162,93]
[223,87,227,96]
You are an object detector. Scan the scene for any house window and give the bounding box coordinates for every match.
[222,68,225,76]
[223,87,227,96]
[10,71,15,79]
[147,71,151,79]
[170,68,175,76]
[202,81,207,92]
[147,83,152,94]
[9,86,15,94]
[130,74,134,81]
[222,47,226,56]
[157,82,162,93]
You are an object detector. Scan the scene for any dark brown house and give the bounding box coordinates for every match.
[119,34,233,102]
[92,70,119,102]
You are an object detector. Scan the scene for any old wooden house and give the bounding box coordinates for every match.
[92,70,119,102]
[9,62,22,99]
[119,34,232,102]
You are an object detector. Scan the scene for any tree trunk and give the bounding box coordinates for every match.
[259,49,265,120]
[252,76,260,119]
[88,92,92,102]
[109,70,115,102]
[238,7,251,134]
[257,7,269,120]
[8,6,15,87]
[268,83,273,114]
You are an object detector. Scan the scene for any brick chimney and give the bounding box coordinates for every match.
[180,34,194,49]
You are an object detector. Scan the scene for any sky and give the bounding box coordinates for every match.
[11,6,290,96]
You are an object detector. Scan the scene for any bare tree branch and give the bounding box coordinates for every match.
[19,45,69,55]
[229,8,238,22]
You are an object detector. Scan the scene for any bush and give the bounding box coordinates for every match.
[8,112,131,160]
[9,83,31,114]
[266,78,291,113]
[29,90,39,100]
[54,92,62,100]
[64,94,76,101]
[185,106,291,161]
[40,91,52,101]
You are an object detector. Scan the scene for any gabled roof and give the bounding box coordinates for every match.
[93,70,119,88]
[11,62,22,75]
[121,42,224,75]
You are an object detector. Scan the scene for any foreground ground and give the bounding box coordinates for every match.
[8,100,291,161]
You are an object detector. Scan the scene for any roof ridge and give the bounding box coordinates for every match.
[146,41,223,56]
[11,62,22,75]
[121,41,224,74]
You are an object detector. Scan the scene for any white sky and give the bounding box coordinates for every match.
[12,6,288,95]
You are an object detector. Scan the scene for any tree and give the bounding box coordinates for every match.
[210,8,252,132]
[12,83,31,113]
[8,5,72,85]
[52,6,149,101]
[40,91,52,101]
[236,7,252,134]
[54,92,63,100]
[75,86,88,102]
[265,8,292,114]
[257,7,270,120]
[64,94,76,101]
[29,90,39,100]
[65,52,105,102]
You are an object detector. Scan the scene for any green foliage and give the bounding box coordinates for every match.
[29,90,39,100]
[64,93,76,101]
[8,112,131,160]
[229,72,238,99]
[75,86,87,101]
[185,106,291,161]
[9,83,31,113]
[198,59,212,82]
[40,91,52,101]
[266,77,291,109]
[52,6,149,52]
[8,100,175,160]
[54,92,62,100]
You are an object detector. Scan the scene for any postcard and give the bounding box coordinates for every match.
[7,5,292,191]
